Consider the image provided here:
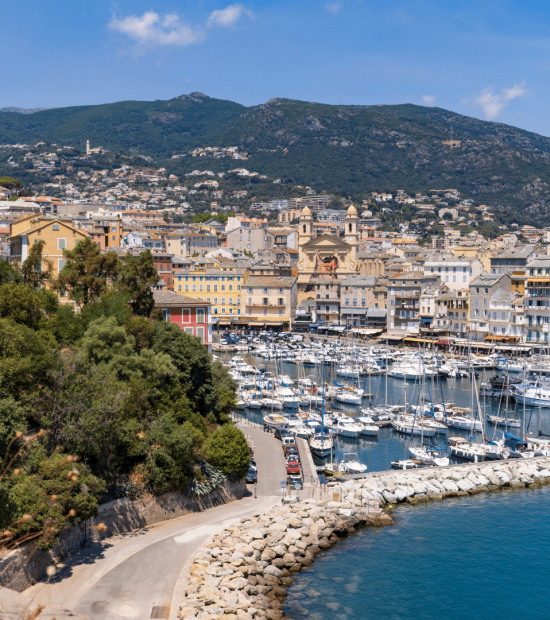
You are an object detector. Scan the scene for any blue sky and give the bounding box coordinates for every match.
[4,0,550,135]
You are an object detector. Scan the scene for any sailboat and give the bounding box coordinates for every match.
[309,355,334,458]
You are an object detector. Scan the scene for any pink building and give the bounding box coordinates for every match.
[153,290,212,352]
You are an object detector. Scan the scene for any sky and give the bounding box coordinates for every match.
[4,0,550,135]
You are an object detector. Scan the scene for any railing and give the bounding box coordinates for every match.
[392,291,421,298]
[245,304,286,309]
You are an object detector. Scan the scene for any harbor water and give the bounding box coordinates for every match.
[223,351,550,472]
[283,485,550,620]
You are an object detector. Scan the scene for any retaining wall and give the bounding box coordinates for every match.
[0,479,246,593]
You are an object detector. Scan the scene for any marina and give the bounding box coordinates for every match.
[220,335,550,478]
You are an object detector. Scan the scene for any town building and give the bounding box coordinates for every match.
[153,290,212,352]
[469,273,512,341]
[242,275,297,327]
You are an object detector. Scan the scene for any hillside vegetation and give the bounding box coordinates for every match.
[2,93,550,218]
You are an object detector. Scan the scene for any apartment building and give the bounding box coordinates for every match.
[288,196,330,212]
[339,276,378,326]
[153,290,212,352]
[388,272,442,334]
[243,276,297,326]
[490,245,537,275]
[524,257,550,344]
[434,290,469,338]
[226,226,275,254]
[469,273,512,341]
[278,209,301,224]
[9,214,88,280]
[424,254,483,291]
[173,260,244,318]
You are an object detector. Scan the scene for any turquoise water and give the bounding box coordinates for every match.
[283,486,550,620]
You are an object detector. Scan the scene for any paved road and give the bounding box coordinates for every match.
[26,424,286,620]
[237,421,287,496]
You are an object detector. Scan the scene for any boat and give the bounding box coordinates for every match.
[357,416,379,437]
[408,445,449,467]
[309,432,334,458]
[334,419,362,438]
[487,415,521,429]
[262,413,287,429]
[391,417,436,437]
[447,437,487,462]
[340,452,367,474]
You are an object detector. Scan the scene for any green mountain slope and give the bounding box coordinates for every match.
[2,93,550,218]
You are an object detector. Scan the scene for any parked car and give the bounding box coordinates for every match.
[287,474,302,486]
[286,461,300,475]
[245,469,258,484]
[275,429,294,441]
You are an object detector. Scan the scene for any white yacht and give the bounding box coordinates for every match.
[356,416,379,437]
[447,437,487,462]
[391,416,436,437]
[309,433,334,458]
[334,419,362,438]
[408,446,449,467]
[340,453,367,474]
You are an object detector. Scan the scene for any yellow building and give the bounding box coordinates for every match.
[297,205,360,304]
[172,259,245,318]
[9,214,89,277]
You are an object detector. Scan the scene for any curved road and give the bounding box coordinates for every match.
[26,422,287,620]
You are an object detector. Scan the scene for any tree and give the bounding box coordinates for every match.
[57,238,120,305]
[0,176,23,189]
[117,251,159,316]
[442,212,453,221]
[138,413,195,494]
[206,425,250,478]
[17,239,53,289]
[0,398,27,458]
[0,450,105,551]
[193,213,212,224]
[0,318,53,400]
[0,282,58,331]
[0,259,21,286]
[151,321,221,419]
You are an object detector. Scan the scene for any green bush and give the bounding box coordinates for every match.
[206,425,250,479]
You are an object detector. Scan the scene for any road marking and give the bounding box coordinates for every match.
[173,519,238,544]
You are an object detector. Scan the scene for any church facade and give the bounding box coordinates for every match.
[297,205,361,306]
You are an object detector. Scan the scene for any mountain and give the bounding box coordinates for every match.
[0,107,52,115]
[2,93,550,219]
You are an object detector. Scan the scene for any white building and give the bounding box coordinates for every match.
[424,254,483,291]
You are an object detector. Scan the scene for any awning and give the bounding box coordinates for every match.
[265,322,284,327]
[330,325,347,331]
[419,317,432,323]
[340,308,367,315]
[376,333,406,341]
[437,340,454,345]
[404,337,436,343]
[218,321,232,326]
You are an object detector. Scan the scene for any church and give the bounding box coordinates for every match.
[297,205,361,305]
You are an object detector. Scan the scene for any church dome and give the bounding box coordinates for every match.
[346,205,358,215]
[301,206,312,215]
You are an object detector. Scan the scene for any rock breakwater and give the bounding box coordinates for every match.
[179,457,550,620]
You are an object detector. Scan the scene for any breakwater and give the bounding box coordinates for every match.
[178,456,550,620]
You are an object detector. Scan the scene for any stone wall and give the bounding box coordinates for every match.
[0,479,246,593]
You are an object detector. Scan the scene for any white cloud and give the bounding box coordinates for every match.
[108,11,205,49]
[422,95,435,105]
[470,82,526,120]
[207,4,254,28]
[325,2,342,13]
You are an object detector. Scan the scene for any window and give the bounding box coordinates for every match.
[192,284,196,291]
[162,308,170,322]
[199,284,203,292]
[182,308,190,322]
[58,259,66,272]
[222,297,226,305]
[184,327,194,336]
[185,285,189,292]
[229,298,233,304]
[207,285,211,292]
[196,308,206,323]
[52,224,60,231]
[58,238,66,250]
[214,285,218,292]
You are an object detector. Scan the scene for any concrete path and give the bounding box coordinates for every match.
[25,422,287,620]
[26,497,278,620]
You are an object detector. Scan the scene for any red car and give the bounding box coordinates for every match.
[286,461,300,474]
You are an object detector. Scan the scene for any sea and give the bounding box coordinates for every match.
[223,351,550,472]
[282,486,550,620]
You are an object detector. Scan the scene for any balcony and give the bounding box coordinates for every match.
[245,304,286,310]
[393,291,421,298]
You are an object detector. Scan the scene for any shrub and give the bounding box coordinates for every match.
[206,425,250,479]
